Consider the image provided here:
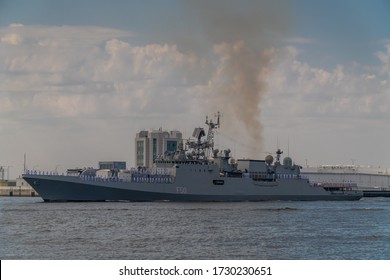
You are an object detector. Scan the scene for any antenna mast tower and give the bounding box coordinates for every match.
[205,112,221,158]
[186,112,222,160]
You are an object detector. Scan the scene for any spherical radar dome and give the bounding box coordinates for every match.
[283,157,293,167]
[265,155,274,165]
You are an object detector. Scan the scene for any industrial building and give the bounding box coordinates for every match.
[135,128,182,168]
[0,178,37,197]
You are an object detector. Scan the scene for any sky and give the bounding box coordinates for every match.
[1,0,390,179]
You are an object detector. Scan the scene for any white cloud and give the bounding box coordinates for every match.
[0,24,210,177]
[0,24,208,121]
[376,44,390,78]
[265,45,390,120]
[2,24,390,178]
[284,37,317,45]
[1,33,23,45]
[262,45,390,166]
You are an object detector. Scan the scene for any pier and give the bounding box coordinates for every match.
[0,178,38,197]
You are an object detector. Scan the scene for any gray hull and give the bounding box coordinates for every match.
[21,114,364,202]
[23,174,363,202]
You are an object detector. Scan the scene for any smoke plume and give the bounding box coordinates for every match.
[185,0,289,157]
[211,41,276,152]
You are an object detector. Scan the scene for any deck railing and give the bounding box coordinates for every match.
[23,170,175,184]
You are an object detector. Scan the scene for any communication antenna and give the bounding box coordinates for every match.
[205,111,222,158]
[275,149,283,165]
[24,153,27,173]
[288,136,290,157]
[186,112,223,160]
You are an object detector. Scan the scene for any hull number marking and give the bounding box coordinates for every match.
[176,187,187,194]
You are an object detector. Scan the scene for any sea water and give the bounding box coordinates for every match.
[1,196,389,259]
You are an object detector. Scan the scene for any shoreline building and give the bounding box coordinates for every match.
[135,128,182,168]
[0,178,37,197]
[301,165,390,196]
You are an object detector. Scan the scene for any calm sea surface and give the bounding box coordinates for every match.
[1,196,390,259]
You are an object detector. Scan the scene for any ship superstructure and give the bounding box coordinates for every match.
[22,114,362,202]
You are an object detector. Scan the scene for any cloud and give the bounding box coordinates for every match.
[0,24,211,176]
[0,24,208,122]
[376,44,390,77]
[265,45,390,120]
[1,32,23,45]
[284,37,317,44]
[260,44,390,166]
[2,24,390,178]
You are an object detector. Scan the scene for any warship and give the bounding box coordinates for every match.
[23,113,362,202]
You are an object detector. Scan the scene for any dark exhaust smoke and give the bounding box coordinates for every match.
[185,0,290,156]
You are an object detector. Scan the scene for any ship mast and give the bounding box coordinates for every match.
[186,112,221,161]
[205,111,221,158]
[275,148,283,165]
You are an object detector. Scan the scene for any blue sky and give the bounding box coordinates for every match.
[290,0,390,66]
[2,0,390,65]
[1,0,390,178]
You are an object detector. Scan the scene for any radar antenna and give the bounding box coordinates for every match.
[275,149,283,165]
[185,112,222,160]
[205,111,221,158]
